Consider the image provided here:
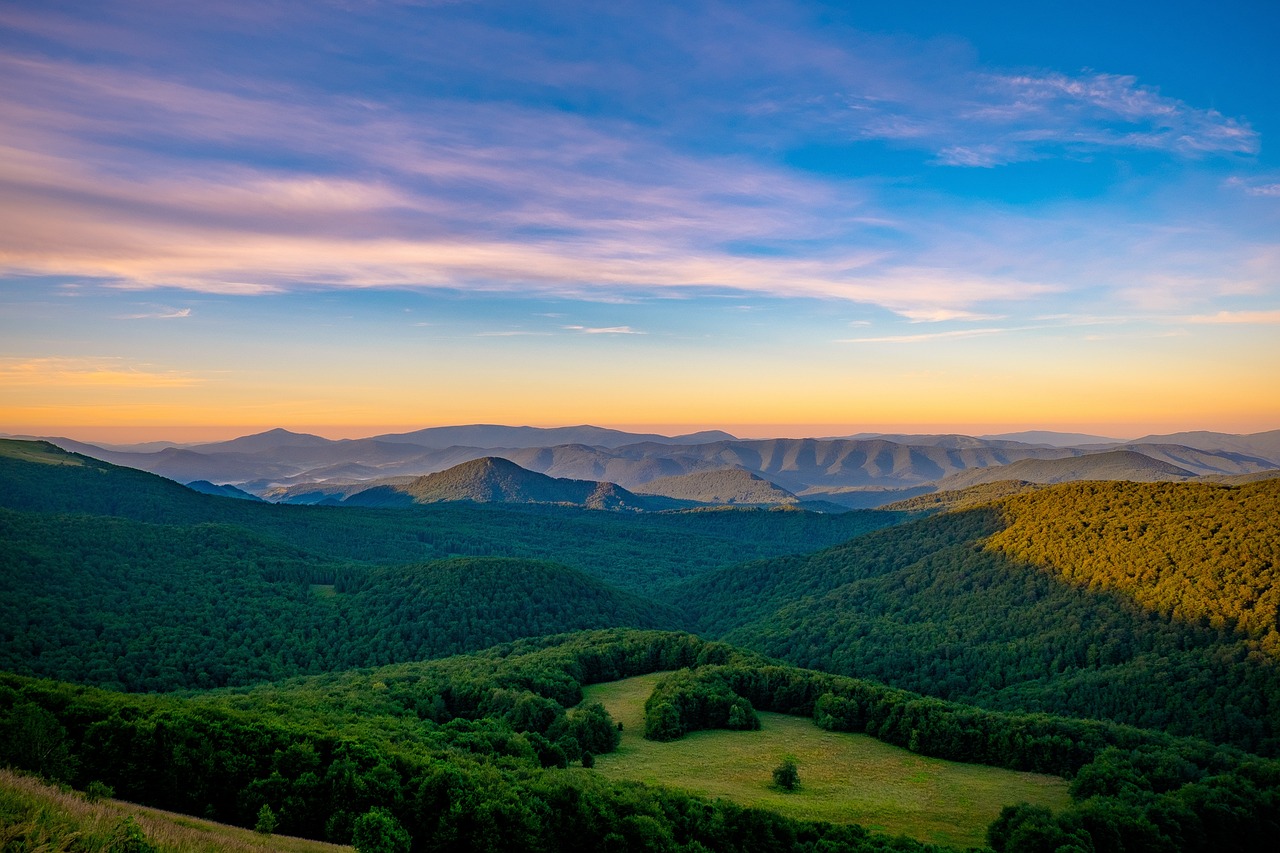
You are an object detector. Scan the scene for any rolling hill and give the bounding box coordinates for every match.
[935,449,1196,489]
[632,468,799,505]
[675,477,1280,754]
[341,456,651,510]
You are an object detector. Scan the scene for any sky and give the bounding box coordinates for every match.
[2,0,1278,442]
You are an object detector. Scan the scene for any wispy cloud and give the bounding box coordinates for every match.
[475,330,552,337]
[118,307,192,320]
[837,327,1016,344]
[0,357,199,387]
[0,1,1272,335]
[925,71,1258,166]
[563,325,645,335]
[1181,310,1280,325]
[1224,177,1280,197]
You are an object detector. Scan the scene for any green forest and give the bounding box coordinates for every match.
[2,439,1279,851]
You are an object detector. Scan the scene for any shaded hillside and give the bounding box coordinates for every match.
[676,479,1280,754]
[936,449,1195,490]
[0,504,680,690]
[342,456,650,510]
[633,468,798,505]
[185,480,266,501]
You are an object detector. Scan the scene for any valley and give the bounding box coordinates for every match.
[1,432,1278,852]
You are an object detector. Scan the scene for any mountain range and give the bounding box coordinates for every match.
[20,425,1280,509]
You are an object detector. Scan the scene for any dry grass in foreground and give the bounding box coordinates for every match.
[0,768,351,853]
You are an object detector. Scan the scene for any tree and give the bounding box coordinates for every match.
[352,807,411,853]
[772,757,799,791]
[255,804,277,836]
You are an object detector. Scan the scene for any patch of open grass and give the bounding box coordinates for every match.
[0,439,84,466]
[584,673,1072,849]
[0,768,351,853]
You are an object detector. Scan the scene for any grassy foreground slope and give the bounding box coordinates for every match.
[0,769,349,853]
[679,479,1280,754]
[583,673,1070,849]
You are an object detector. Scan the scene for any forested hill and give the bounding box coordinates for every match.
[677,478,1280,754]
[3,630,1277,853]
[0,439,899,690]
[0,504,680,690]
[342,456,651,510]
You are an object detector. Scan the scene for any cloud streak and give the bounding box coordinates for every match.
[0,357,199,388]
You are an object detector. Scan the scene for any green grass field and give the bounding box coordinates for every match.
[583,673,1071,849]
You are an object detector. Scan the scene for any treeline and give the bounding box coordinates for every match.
[678,499,1280,755]
[0,631,951,853]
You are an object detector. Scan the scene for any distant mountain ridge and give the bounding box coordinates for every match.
[633,468,799,505]
[37,424,1280,508]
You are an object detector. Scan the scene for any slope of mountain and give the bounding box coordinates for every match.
[44,426,1279,508]
[341,456,652,510]
[1115,441,1279,474]
[191,427,334,454]
[676,477,1280,754]
[184,480,266,501]
[498,437,1082,493]
[371,423,737,449]
[0,437,901,596]
[1128,428,1280,463]
[980,430,1124,446]
[632,468,799,505]
[935,449,1196,490]
[0,501,682,690]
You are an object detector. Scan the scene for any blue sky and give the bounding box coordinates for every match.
[1,0,1278,439]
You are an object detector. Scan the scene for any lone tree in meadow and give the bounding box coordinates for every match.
[772,757,800,791]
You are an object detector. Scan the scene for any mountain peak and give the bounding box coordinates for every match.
[344,456,647,510]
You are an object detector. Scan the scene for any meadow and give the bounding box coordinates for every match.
[583,674,1072,849]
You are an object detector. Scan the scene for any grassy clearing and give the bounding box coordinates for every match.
[0,768,350,853]
[0,439,84,466]
[584,673,1072,849]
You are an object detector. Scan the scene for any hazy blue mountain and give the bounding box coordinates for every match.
[371,424,738,449]
[935,449,1196,490]
[1126,429,1280,464]
[633,468,799,505]
[184,480,266,501]
[980,430,1126,446]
